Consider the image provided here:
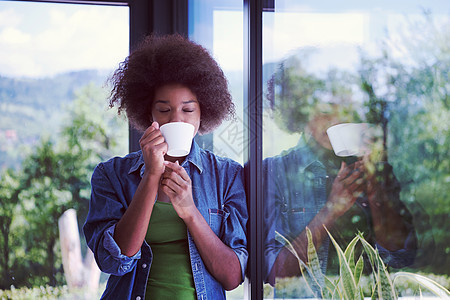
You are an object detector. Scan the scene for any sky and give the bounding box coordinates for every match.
[0,1,129,78]
[0,0,448,78]
[212,1,449,74]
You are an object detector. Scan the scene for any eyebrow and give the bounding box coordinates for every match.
[154,100,198,104]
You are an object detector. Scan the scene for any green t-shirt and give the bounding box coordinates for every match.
[145,201,196,300]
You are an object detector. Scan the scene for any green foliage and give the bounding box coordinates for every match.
[267,55,360,134]
[0,282,107,299]
[0,80,127,289]
[357,13,450,275]
[0,169,21,289]
[0,70,111,171]
[277,228,450,299]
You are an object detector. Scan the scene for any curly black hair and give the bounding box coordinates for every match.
[108,34,235,134]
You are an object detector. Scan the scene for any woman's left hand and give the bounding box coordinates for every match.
[161,161,197,219]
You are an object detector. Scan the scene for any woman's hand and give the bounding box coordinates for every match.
[161,161,197,219]
[161,160,242,290]
[139,122,168,176]
[327,160,365,217]
[114,122,166,257]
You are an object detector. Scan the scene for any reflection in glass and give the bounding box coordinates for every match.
[262,1,449,298]
[189,0,244,165]
[188,1,245,299]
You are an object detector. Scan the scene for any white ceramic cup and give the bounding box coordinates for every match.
[326,123,374,157]
[160,122,195,157]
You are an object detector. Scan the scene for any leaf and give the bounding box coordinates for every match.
[326,228,360,300]
[358,236,397,299]
[324,276,338,299]
[393,272,450,298]
[305,227,326,296]
[275,231,317,296]
[354,254,364,287]
[344,235,360,278]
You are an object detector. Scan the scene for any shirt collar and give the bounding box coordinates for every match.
[128,140,204,177]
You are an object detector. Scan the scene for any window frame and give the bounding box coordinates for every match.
[7,0,264,299]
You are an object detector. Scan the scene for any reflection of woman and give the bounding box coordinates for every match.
[83,34,247,300]
[263,65,417,285]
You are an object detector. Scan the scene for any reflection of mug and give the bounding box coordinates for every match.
[326,123,374,157]
[160,122,195,157]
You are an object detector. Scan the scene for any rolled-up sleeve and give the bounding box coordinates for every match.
[223,164,248,282]
[83,163,142,276]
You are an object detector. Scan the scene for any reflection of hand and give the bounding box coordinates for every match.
[139,122,168,176]
[161,161,196,219]
[327,161,365,217]
[360,155,386,203]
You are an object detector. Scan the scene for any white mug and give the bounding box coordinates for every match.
[326,123,375,157]
[160,122,195,157]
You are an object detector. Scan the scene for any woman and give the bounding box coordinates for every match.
[83,34,248,300]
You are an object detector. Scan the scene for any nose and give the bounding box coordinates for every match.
[169,111,183,123]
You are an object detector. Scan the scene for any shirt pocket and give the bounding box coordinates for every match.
[282,209,317,239]
[208,208,230,238]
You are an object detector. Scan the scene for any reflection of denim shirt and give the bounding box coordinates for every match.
[263,136,416,282]
[263,137,330,280]
[83,141,248,300]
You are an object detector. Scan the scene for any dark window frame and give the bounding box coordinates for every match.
[6,0,264,299]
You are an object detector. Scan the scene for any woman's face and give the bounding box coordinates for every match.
[151,83,201,136]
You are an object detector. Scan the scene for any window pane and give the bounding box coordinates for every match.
[0,1,128,295]
[189,1,245,299]
[189,0,244,166]
[262,1,449,298]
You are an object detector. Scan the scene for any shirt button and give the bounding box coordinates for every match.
[142,263,147,269]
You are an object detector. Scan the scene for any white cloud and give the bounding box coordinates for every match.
[0,27,31,45]
[0,4,129,78]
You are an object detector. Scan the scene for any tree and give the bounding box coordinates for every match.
[18,139,72,286]
[357,12,449,274]
[0,82,128,288]
[0,169,20,289]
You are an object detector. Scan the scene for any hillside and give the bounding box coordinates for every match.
[0,70,112,170]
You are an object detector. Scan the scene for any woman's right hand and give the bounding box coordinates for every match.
[326,161,365,218]
[139,122,168,176]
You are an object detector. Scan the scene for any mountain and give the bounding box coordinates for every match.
[0,69,112,170]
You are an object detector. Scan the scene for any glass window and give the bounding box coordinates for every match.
[0,1,128,296]
[189,1,245,299]
[262,0,449,298]
[189,0,244,166]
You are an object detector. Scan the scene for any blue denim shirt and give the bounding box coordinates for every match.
[83,141,248,300]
